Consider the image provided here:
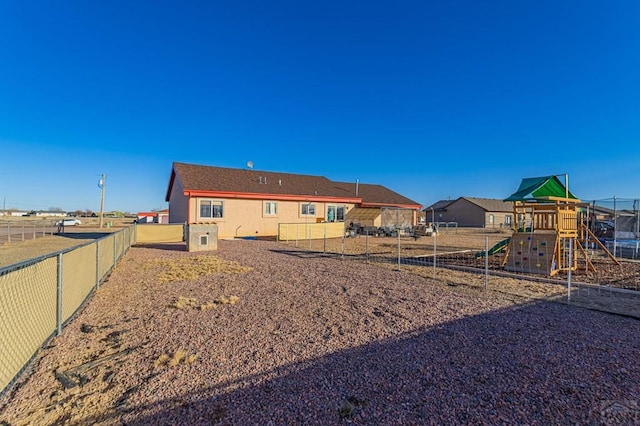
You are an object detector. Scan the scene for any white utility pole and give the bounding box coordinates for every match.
[99,174,106,228]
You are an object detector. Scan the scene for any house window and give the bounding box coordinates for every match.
[327,205,346,222]
[199,200,223,219]
[301,203,315,216]
[264,201,278,216]
[505,215,512,225]
[489,214,494,225]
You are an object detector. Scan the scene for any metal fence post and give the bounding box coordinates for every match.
[7,223,10,243]
[567,239,573,302]
[323,226,326,253]
[484,236,489,290]
[32,222,36,239]
[113,234,117,267]
[21,222,25,241]
[397,229,401,270]
[96,241,101,289]
[365,231,369,259]
[433,233,437,279]
[56,253,63,335]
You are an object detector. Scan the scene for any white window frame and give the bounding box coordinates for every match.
[198,199,224,220]
[301,202,316,216]
[264,201,278,216]
[327,205,346,222]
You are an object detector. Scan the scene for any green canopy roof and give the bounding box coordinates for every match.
[504,176,578,202]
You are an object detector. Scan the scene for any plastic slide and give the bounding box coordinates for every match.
[474,237,511,259]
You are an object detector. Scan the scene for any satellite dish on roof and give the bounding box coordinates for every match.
[247,161,254,169]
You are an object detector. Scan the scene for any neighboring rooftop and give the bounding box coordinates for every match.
[460,197,513,212]
[425,197,513,212]
[166,162,421,209]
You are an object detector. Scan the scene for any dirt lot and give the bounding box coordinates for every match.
[1,240,639,425]
[0,222,132,268]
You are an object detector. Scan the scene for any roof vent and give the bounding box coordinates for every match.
[258,176,263,184]
[314,190,318,195]
[278,179,282,186]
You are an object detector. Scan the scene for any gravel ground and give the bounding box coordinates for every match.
[1,240,640,425]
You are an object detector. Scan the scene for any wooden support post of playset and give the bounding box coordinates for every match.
[574,240,597,272]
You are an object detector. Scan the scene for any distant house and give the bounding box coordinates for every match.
[136,210,169,224]
[423,200,452,223]
[0,210,28,217]
[35,211,67,217]
[424,197,514,228]
[165,162,421,238]
[156,209,169,224]
[137,212,156,223]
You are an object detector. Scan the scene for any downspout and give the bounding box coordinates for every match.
[187,192,191,224]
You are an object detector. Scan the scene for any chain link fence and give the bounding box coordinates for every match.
[590,198,640,259]
[278,224,640,315]
[0,226,135,397]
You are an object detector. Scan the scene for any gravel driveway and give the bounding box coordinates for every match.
[1,240,639,425]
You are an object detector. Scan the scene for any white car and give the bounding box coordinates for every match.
[56,218,82,226]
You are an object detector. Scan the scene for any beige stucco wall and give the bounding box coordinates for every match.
[436,199,513,228]
[168,177,188,224]
[187,197,356,238]
[440,199,485,227]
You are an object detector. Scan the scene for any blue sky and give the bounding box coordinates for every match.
[1,1,638,212]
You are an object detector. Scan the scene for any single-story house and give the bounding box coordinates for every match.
[165,162,422,238]
[0,210,29,217]
[35,211,67,217]
[423,200,452,223]
[136,212,157,223]
[424,197,514,228]
[137,210,170,224]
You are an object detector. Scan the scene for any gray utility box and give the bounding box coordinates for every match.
[186,223,218,252]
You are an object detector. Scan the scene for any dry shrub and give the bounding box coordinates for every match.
[172,295,241,311]
[199,302,217,310]
[171,296,198,309]
[154,350,197,368]
[143,255,252,283]
[214,295,240,305]
[154,354,170,368]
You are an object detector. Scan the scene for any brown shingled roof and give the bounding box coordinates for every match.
[334,181,421,207]
[459,197,513,212]
[166,162,421,208]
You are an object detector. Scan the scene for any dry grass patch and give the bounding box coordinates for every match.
[171,295,241,310]
[143,255,252,283]
[171,296,198,309]
[154,350,197,368]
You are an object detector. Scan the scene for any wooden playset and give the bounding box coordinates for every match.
[499,176,619,276]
